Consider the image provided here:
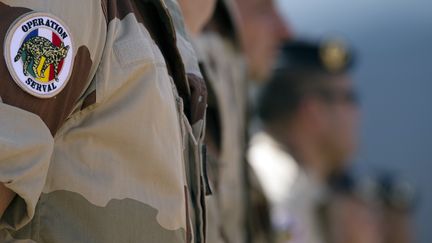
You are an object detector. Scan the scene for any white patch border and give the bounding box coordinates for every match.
[3,12,74,99]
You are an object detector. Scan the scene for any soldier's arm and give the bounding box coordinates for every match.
[0,99,54,230]
[0,1,106,230]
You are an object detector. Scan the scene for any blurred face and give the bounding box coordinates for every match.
[178,0,217,36]
[235,0,291,81]
[312,75,360,170]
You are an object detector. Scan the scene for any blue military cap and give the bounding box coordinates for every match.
[274,38,356,74]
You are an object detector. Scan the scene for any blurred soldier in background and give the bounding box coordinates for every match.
[179,0,249,242]
[248,39,382,243]
[180,0,246,243]
[193,1,248,242]
[179,0,291,242]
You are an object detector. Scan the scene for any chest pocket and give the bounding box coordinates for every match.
[114,35,155,67]
[92,14,167,104]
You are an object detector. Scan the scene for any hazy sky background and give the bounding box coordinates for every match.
[277,0,432,242]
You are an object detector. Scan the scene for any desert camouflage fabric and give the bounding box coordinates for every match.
[196,31,274,243]
[193,0,277,241]
[194,24,248,243]
[0,0,207,242]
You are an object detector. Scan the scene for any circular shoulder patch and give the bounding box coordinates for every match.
[4,12,74,98]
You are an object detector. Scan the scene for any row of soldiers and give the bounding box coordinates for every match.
[0,0,414,242]
[180,1,415,243]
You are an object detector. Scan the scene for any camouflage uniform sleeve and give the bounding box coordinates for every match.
[0,1,106,230]
[0,101,53,230]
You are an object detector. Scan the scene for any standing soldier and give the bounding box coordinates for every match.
[178,0,269,242]
[176,0,246,242]
[248,39,380,243]
[193,0,248,242]
[0,0,207,242]
[187,0,292,241]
